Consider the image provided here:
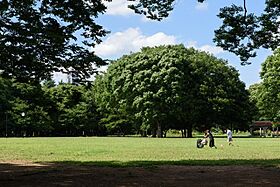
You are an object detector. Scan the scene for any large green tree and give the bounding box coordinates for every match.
[189,52,252,131]
[0,0,107,83]
[94,45,195,137]
[94,45,251,137]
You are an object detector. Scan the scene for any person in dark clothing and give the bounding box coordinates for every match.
[206,130,216,148]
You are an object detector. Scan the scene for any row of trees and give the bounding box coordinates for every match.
[0,1,279,137]
[0,80,104,137]
[1,45,279,137]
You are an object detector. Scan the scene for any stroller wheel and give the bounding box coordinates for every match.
[196,139,204,148]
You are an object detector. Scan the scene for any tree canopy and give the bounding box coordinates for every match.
[0,77,104,137]
[1,0,278,84]
[128,0,280,65]
[0,0,107,83]
[251,49,280,122]
[94,45,252,137]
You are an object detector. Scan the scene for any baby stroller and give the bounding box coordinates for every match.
[196,138,208,148]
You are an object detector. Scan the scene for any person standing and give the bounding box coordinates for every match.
[206,130,216,148]
[226,128,233,145]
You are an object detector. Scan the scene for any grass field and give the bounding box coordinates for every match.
[0,137,279,167]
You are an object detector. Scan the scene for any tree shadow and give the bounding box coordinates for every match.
[0,159,279,186]
[54,158,280,167]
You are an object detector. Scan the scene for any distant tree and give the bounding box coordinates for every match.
[9,82,51,136]
[44,83,102,136]
[0,79,104,137]
[44,83,83,135]
[0,77,12,111]
[82,89,106,136]
[0,0,107,83]
[93,72,137,136]
[248,83,262,121]
[254,49,280,121]
[0,77,12,136]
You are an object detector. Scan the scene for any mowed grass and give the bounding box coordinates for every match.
[0,137,279,167]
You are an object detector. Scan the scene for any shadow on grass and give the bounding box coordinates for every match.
[51,159,280,168]
[0,159,280,186]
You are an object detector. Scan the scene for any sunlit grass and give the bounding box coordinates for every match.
[0,137,279,167]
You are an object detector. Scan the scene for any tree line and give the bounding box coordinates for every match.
[0,80,103,137]
[0,1,279,137]
[2,45,274,138]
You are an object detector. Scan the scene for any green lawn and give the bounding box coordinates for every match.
[0,137,279,167]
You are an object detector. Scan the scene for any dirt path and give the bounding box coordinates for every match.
[0,161,280,186]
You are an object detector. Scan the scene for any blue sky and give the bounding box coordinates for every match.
[56,0,273,87]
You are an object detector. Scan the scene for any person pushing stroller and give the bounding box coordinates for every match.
[205,130,216,148]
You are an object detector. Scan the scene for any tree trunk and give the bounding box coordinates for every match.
[187,126,193,138]
[183,128,187,138]
[141,130,147,137]
[181,129,187,138]
[156,122,162,138]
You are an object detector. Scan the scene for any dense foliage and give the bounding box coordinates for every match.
[249,49,280,122]
[1,0,279,85]
[0,0,107,83]
[0,80,104,137]
[128,0,280,64]
[94,45,252,137]
[129,0,280,65]
[1,46,278,137]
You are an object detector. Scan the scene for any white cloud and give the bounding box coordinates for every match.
[185,41,224,55]
[103,0,135,16]
[93,27,223,59]
[94,28,177,58]
[195,2,208,11]
[199,45,224,55]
